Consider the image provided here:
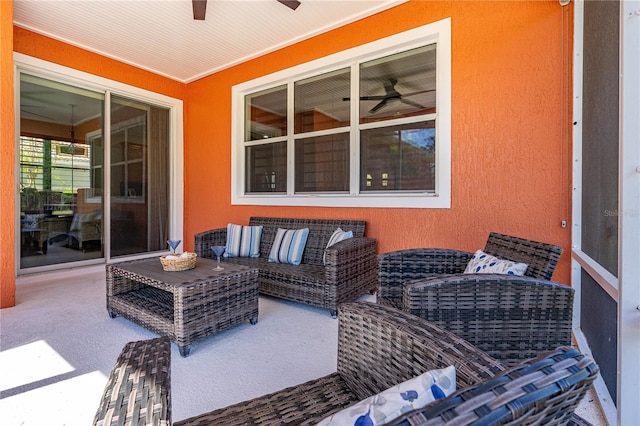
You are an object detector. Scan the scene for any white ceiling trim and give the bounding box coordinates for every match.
[13,0,409,84]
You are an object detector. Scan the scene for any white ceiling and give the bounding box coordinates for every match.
[14,0,407,83]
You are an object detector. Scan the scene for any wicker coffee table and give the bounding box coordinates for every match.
[106,257,259,357]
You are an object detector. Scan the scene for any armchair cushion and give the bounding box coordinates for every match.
[69,212,99,231]
[268,228,309,265]
[463,249,528,275]
[21,213,47,229]
[318,366,456,426]
[224,223,262,258]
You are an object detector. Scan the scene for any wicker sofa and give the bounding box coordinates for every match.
[93,302,598,426]
[194,217,378,317]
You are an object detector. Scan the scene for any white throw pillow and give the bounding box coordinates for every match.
[318,366,456,426]
[224,224,263,258]
[268,228,309,265]
[323,228,353,264]
[463,249,528,275]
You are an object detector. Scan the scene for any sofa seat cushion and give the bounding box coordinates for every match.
[174,373,359,426]
[224,257,326,284]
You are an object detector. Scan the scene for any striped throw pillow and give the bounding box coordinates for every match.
[224,224,263,258]
[268,228,309,265]
[323,228,353,264]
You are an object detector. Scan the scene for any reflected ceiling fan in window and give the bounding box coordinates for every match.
[344,78,435,114]
[192,0,300,20]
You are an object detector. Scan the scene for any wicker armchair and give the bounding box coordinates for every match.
[94,302,597,426]
[377,232,570,365]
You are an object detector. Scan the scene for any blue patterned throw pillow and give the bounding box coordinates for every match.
[268,228,309,265]
[463,249,528,275]
[317,366,456,426]
[224,223,263,258]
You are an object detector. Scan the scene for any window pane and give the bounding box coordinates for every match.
[245,142,287,193]
[245,85,287,141]
[360,121,435,192]
[295,134,349,193]
[360,45,436,124]
[294,68,350,133]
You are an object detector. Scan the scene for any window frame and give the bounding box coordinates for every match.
[231,18,451,208]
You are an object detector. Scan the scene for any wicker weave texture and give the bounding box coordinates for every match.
[248,217,366,264]
[377,232,563,309]
[93,337,171,426]
[193,217,377,315]
[107,259,259,356]
[175,373,359,426]
[403,275,575,365]
[377,248,472,308]
[388,346,599,426]
[484,231,563,280]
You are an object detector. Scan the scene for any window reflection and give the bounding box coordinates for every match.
[294,68,350,133]
[360,121,436,192]
[245,86,287,141]
[360,45,436,123]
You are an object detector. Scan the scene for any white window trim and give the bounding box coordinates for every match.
[231,18,451,208]
[13,53,184,271]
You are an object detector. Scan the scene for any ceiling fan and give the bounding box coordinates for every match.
[345,78,435,114]
[192,0,301,20]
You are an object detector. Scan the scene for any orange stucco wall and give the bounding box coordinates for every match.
[1,1,16,308]
[3,0,573,308]
[185,0,573,283]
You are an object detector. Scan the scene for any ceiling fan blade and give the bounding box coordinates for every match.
[193,0,207,20]
[342,95,387,101]
[401,89,436,97]
[400,98,427,110]
[369,99,388,114]
[277,0,301,11]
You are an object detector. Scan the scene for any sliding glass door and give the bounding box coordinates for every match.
[18,73,172,271]
[19,74,105,269]
[108,95,169,258]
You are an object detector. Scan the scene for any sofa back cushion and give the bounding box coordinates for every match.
[249,217,366,265]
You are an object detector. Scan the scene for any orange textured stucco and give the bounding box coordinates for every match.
[185,0,573,283]
[1,1,16,307]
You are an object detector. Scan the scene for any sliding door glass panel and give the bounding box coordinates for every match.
[19,73,104,269]
[110,95,169,257]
